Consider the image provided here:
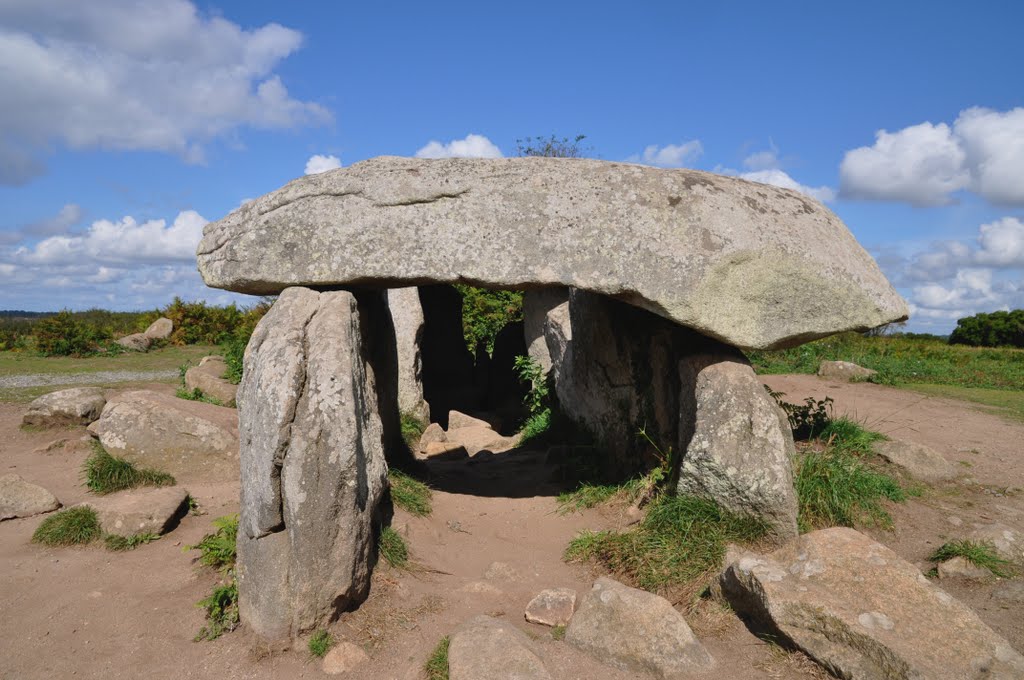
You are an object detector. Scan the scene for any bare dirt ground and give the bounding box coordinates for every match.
[1,376,1022,679]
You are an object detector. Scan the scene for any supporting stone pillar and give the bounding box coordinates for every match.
[522,287,570,375]
[387,287,429,422]
[235,287,391,642]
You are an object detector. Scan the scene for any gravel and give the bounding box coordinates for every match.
[0,370,178,389]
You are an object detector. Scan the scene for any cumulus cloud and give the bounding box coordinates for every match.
[415,134,503,159]
[717,147,835,203]
[630,141,703,168]
[0,0,330,184]
[305,154,342,175]
[839,107,1024,207]
[0,204,83,245]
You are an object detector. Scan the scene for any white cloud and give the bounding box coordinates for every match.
[0,0,330,184]
[839,107,1024,206]
[305,154,342,175]
[717,147,835,203]
[0,203,83,245]
[631,141,703,168]
[415,134,503,159]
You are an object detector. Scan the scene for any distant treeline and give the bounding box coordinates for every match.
[949,310,1024,349]
[0,297,271,356]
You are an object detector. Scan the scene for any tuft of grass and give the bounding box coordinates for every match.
[104,532,159,551]
[308,629,334,658]
[32,506,102,546]
[557,479,641,513]
[400,412,426,449]
[794,448,905,532]
[175,386,223,406]
[83,441,175,495]
[379,526,409,568]
[817,417,886,453]
[186,514,238,572]
[518,408,551,445]
[195,580,239,641]
[551,625,566,641]
[930,540,1017,578]
[389,469,432,516]
[565,494,768,596]
[424,635,450,680]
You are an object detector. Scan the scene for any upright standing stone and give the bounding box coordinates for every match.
[387,287,429,421]
[236,287,391,641]
[523,288,569,374]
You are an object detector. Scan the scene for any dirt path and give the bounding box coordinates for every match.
[1,376,1022,679]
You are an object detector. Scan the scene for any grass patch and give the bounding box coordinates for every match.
[557,478,643,513]
[104,532,159,551]
[175,386,223,406]
[195,580,239,641]
[400,412,426,449]
[424,635,450,680]
[551,625,566,641]
[83,442,175,494]
[308,629,334,658]
[817,417,887,453]
[186,514,238,571]
[32,506,102,546]
[565,494,768,596]
[517,408,551,445]
[903,383,1024,423]
[794,447,905,532]
[379,526,409,568]
[930,540,1018,578]
[389,469,432,516]
[0,344,219,378]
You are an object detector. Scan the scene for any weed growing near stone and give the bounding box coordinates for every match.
[186,514,238,572]
[818,417,886,454]
[104,532,159,551]
[32,506,102,546]
[379,526,409,568]
[389,469,432,516]
[400,412,426,449]
[83,441,175,494]
[565,494,768,597]
[194,580,239,641]
[557,481,632,512]
[424,635,450,680]
[930,540,1017,578]
[794,447,905,532]
[308,629,334,658]
[175,386,223,406]
[513,355,552,445]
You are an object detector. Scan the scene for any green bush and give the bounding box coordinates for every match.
[187,515,238,572]
[33,310,111,356]
[949,309,1024,348]
[195,580,239,641]
[454,285,522,355]
[514,355,552,444]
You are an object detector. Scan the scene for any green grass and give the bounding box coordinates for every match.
[557,479,640,513]
[903,383,1024,422]
[517,408,551,445]
[818,417,887,453]
[32,506,102,546]
[0,344,219,377]
[308,629,334,658]
[748,332,1024,390]
[83,442,175,494]
[424,636,450,680]
[930,540,1018,578]
[564,494,768,595]
[104,532,159,551]
[389,469,432,516]
[175,386,223,406]
[379,526,409,568]
[400,412,426,449]
[794,447,906,532]
[551,625,566,641]
[186,515,238,572]
[195,580,239,641]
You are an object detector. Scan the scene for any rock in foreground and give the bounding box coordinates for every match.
[0,474,61,520]
[81,486,189,537]
[197,156,907,350]
[23,387,106,428]
[565,577,714,677]
[874,439,956,483]
[720,527,1024,680]
[524,588,576,627]
[449,615,551,680]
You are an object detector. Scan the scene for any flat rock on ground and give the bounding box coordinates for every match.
[818,360,877,381]
[80,486,190,537]
[0,474,61,520]
[874,438,957,483]
[525,588,577,627]
[184,356,238,405]
[448,615,551,680]
[565,577,714,678]
[22,387,106,428]
[938,557,994,582]
[322,641,369,675]
[719,526,1024,680]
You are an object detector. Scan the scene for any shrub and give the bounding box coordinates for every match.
[379,526,409,568]
[389,469,432,517]
[195,580,239,641]
[515,133,591,158]
[308,629,334,658]
[929,540,1017,578]
[454,285,523,355]
[766,388,834,440]
[33,310,110,356]
[424,636,450,680]
[514,355,552,444]
[32,507,102,546]
[83,442,175,494]
[949,309,1024,348]
[186,515,238,572]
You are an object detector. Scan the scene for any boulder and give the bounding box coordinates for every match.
[22,387,106,428]
[0,474,60,520]
[543,296,572,382]
[197,156,907,350]
[448,615,551,680]
[321,641,368,675]
[446,426,516,456]
[388,287,429,420]
[967,523,1022,564]
[719,527,1024,680]
[421,441,469,460]
[937,557,994,582]
[524,588,576,627]
[87,390,238,479]
[523,288,569,374]
[235,287,391,641]
[417,422,447,452]
[874,439,956,483]
[677,350,799,538]
[447,410,492,430]
[184,356,238,406]
[116,332,151,352]
[143,317,173,340]
[565,577,714,677]
[818,360,877,381]
[81,486,189,537]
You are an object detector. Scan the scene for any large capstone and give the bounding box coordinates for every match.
[236,287,392,641]
[197,156,906,350]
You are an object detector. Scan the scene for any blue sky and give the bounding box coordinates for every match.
[1,1,1022,333]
